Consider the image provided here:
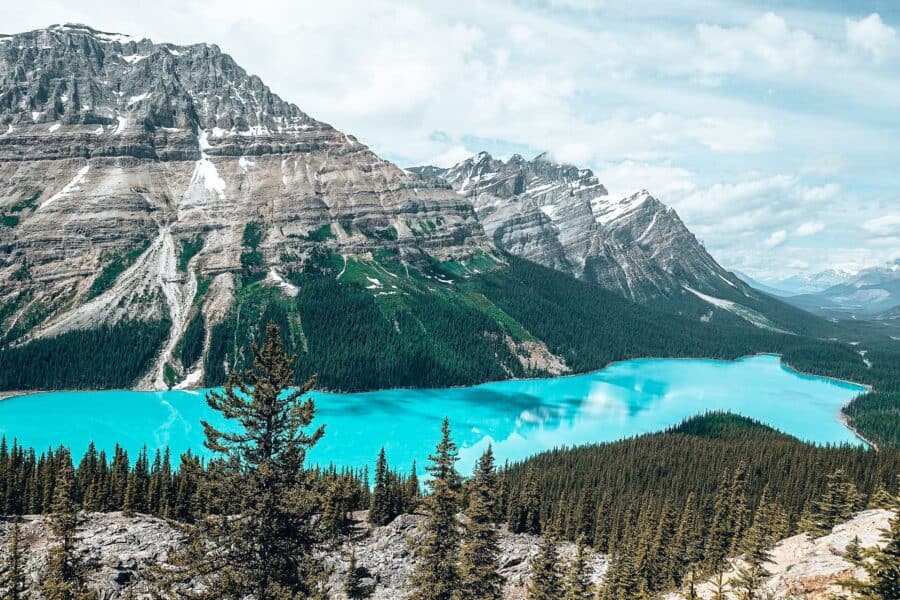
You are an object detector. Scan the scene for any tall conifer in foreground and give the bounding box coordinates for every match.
[457,445,504,600]
[805,469,860,536]
[410,418,462,600]
[186,322,325,599]
[369,448,393,526]
[561,540,592,600]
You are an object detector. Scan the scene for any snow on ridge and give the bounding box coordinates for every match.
[684,285,788,333]
[593,190,651,225]
[40,165,90,209]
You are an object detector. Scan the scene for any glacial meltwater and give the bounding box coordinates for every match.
[0,355,866,474]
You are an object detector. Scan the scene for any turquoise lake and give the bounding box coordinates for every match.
[0,355,866,475]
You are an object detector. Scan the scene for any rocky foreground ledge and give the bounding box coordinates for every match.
[0,509,892,599]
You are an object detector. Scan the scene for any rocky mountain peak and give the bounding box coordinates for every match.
[0,23,337,161]
[425,151,757,314]
[0,24,490,390]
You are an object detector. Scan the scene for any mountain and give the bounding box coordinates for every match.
[412,152,745,304]
[769,269,857,296]
[0,25,842,393]
[785,259,900,318]
[412,153,831,335]
[0,24,491,389]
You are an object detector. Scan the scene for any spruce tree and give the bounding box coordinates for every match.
[456,446,503,600]
[1,518,26,599]
[807,469,860,536]
[560,540,592,600]
[526,535,561,600]
[344,551,370,599]
[404,461,420,514]
[41,451,91,600]
[410,418,462,600]
[369,448,393,526]
[178,322,326,599]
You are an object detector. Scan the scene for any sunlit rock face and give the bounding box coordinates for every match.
[416,152,750,304]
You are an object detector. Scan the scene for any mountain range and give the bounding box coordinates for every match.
[0,24,841,391]
[784,259,900,318]
[736,262,900,319]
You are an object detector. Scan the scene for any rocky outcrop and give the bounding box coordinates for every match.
[2,509,892,599]
[414,153,756,306]
[0,24,490,388]
[324,512,605,599]
[664,509,895,600]
[0,510,605,599]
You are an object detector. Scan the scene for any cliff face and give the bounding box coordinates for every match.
[415,152,752,305]
[0,509,891,599]
[0,24,489,388]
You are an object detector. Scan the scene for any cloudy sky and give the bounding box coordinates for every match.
[3,1,898,280]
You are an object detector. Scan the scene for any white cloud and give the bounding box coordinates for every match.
[763,229,788,248]
[426,145,475,168]
[691,12,820,77]
[596,161,695,201]
[847,13,897,62]
[795,221,825,236]
[862,214,900,236]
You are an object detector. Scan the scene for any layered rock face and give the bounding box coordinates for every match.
[0,24,489,388]
[415,152,751,304]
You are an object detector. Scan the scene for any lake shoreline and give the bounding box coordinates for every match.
[1,352,869,398]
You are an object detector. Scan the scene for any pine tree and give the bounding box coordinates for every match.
[1,518,26,599]
[456,446,503,600]
[369,448,393,526]
[560,540,592,600]
[404,461,420,513]
[508,466,541,535]
[410,417,462,600]
[173,322,326,599]
[41,450,91,600]
[344,551,370,599]
[845,535,863,562]
[526,535,561,600]
[806,469,860,536]
[869,484,896,510]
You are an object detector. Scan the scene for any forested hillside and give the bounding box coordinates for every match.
[500,412,900,596]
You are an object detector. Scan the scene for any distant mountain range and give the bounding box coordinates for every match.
[784,260,900,318]
[736,269,857,297]
[0,24,839,391]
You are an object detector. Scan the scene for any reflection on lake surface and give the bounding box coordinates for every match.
[0,355,866,474]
